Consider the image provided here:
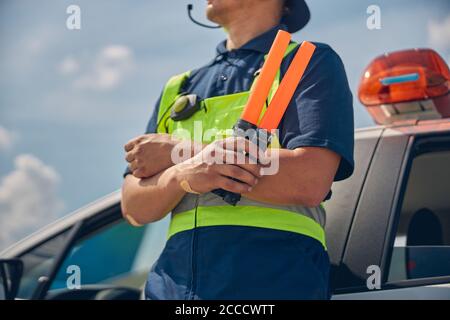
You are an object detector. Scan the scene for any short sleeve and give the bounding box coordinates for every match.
[278,43,354,181]
[123,93,162,178]
[143,94,161,134]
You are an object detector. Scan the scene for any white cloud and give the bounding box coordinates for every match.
[27,38,46,56]
[0,154,64,250]
[58,56,80,75]
[0,126,16,151]
[73,45,135,91]
[428,15,450,52]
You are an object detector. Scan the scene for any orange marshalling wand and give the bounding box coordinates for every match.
[213,31,316,206]
[259,41,316,130]
[240,30,291,125]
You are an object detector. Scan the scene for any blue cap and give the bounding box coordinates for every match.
[281,0,310,33]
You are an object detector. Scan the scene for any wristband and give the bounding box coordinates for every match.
[124,214,144,227]
[180,179,200,194]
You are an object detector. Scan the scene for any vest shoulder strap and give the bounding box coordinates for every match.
[265,41,299,60]
[157,71,191,132]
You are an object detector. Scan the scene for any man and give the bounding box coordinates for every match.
[122,0,354,300]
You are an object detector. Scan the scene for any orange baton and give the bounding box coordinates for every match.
[213,34,316,206]
[240,30,291,125]
[259,41,316,130]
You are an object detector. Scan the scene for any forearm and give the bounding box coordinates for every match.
[121,167,186,225]
[126,133,207,179]
[124,134,338,216]
[148,138,205,175]
[243,147,339,207]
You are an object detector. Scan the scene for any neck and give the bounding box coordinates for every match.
[224,15,280,51]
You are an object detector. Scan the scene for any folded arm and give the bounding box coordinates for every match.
[121,136,261,225]
[121,134,340,226]
[242,147,340,207]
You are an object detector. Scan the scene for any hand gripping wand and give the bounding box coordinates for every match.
[211,30,316,206]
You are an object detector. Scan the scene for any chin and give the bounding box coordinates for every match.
[206,7,220,24]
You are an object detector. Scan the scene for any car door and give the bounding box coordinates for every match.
[46,215,170,299]
[335,130,450,299]
[11,202,170,300]
[332,128,410,297]
[324,127,383,292]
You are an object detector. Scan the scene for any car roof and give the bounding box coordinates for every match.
[355,118,450,138]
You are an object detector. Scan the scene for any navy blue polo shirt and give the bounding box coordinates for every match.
[128,24,354,183]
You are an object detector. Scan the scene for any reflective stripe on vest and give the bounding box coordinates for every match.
[172,192,326,230]
[156,42,327,249]
[168,205,326,249]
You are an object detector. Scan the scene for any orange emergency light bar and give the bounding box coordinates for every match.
[358,48,450,124]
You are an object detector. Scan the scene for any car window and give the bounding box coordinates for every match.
[48,216,170,292]
[388,149,450,282]
[16,231,71,299]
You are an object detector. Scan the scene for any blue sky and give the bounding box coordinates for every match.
[0,0,449,249]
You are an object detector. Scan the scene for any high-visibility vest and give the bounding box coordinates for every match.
[156,42,327,249]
